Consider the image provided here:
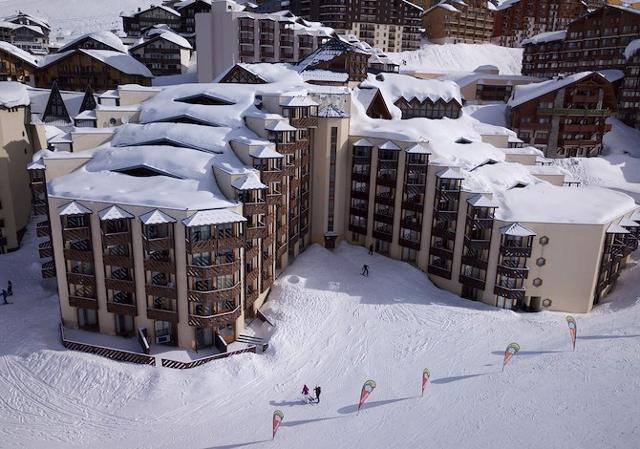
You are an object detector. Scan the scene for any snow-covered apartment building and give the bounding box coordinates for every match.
[0,12,50,55]
[21,49,640,351]
[422,0,496,45]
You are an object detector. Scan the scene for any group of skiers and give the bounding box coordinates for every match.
[301,384,322,404]
[1,280,12,305]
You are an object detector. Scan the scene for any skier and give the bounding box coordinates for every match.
[7,280,12,297]
[301,384,310,403]
[1,289,7,305]
[361,264,369,277]
[368,244,374,255]
[314,386,321,403]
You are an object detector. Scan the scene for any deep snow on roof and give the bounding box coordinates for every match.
[0,41,39,66]
[521,30,567,46]
[625,39,640,60]
[58,31,128,53]
[0,82,29,108]
[508,72,595,108]
[41,49,153,77]
[47,144,238,210]
[135,28,192,50]
[361,73,462,109]
[494,184,637,225]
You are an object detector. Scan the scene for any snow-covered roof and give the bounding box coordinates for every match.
[619,218,640,228]
[248,145,283,159]
[98,205,134,221]
[58,31,128,53]
[361,73,462,109]
[0,82,29,108]
[232,173,267,190]
[297,37,369,72]
[521,30,567,46]
[133,29,193,50]
[500,222,536,237]
[353,138,374,147]
[0,21,44,36]
[140,209,176,225]
[494,184,637,225]
[301,70,349,83]
[405,143,431,154]
[378,141,401,151]
[437,167,465,179]
[625,39,640,60]
[0,41,39,66]
[508,72,598,108]
[182,209,247,227]
[279,96,318,107]
[607,223,631,234]
[58,201,92,216]
[41,49,153,78]
[265,120,297,132]
[468,194,499,208]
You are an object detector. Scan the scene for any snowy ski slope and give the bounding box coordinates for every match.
[0,221,639,448]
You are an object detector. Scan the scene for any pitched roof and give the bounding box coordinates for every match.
[500,222,536,237]
[140,209,176,225]
[182,209,247,227]
[98,205,134,221]
[58,201,92,216]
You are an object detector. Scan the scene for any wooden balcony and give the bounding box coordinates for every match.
[186,236,243,253]
[68,295,98,309]
[245,244,260,259]
[461,255,488,270]
[377,176,397,188]
[66,272,96,286]
[373,212,394,225]
[401,218,422,232]
[350,207,368,217]
[277,244,288,257]
[497,264,529,279]
[402,201,424,213]
[33,202,48,216]
[42,260,56,279]
[261,275,273,290]
[464,236,491,250]
[375,195,394,206]
[63,248,94,262]
[431,226,456,241]
[246,266,260,283]
[38,241,53,259]
[433,209,458,221]
[103,232,130,246]
[352,172,370,183]
[266,193,284,205]
[427,265,452,279]
[107,302,137,316]
[188,306,241,327]
[36,220,50,237]
[494,285,525,301]
[246,289,260,308]
[186,260,240,278]
[143,258,175,273]
[459,274,486,290]
[500,245,532,258]
[348,223,368,235]
[103,254,134,268]
[63,227,90,241]
[372,229,393,242]
[143,236,173,252]
[261,171,282,183]
[246,226,268,240]
[147,308,178,322]
[31,181,45,194]
[351,190,370,200]
[187,283,242,304]
[399,238,420,250]
[244,202,268,216]
[290,117,318,128]
[430,246,453,259]
[283,165,295,177]
[104,278,136,293]
[145,284,177,299]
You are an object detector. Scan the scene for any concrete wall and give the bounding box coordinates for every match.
[0,106,35,251]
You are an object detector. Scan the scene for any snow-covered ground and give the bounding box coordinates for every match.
[389,43,523,75]
[1,218,640,448]
[0,0,156,40]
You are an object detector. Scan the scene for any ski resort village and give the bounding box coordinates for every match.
[1,0,640,447]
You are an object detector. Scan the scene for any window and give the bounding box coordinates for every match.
[327,127,338,232]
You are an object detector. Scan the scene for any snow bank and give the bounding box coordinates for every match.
[389,43,523,75]
[0,81,30,108]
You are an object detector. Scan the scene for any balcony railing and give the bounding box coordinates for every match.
[464,236,491,249]
[63,227,90,241]
[107,302,137,316]
[494,285,525,301]
[187,283,242,304]
[143,236,173,252]
[427,265,451,279]
[459,274,486,290]
[188,306,241,327]
[497,264,529,279]
[68,295,98,309]
[499,245,532,258]
[187,260,240,278]
[147,308,178,322]
[145,284,177,299]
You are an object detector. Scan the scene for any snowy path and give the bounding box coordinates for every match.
[0,223,639,448]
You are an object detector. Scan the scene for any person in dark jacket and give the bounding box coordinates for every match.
[1,289,8,305]
[7,280,12,297]
[361,264,369,277]
[314,386,321,403]
[368,244,374,255]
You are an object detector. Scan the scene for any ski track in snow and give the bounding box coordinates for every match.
[1,220,640,448]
